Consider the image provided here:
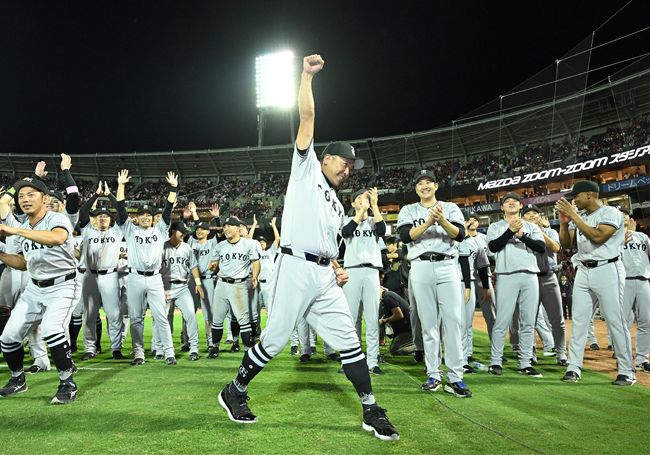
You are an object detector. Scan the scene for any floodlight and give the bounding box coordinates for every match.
[255,50,295,109]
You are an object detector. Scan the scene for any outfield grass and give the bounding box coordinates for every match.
[1,312,649,455]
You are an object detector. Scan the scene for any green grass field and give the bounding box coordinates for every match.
[2,312,649,455]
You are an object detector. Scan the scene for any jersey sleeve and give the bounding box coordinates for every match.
[446,202,464,225]
[290,141,319,182]
[546,227,560,243]
[486,222,500,244]
[475,246,490,269]
[249,240,261,261]
[157,217,170,237]
[599,207,622,229]
[528,223,544,241]
[396,205,413,229]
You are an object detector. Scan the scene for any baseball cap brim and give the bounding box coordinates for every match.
[14,178,49,195]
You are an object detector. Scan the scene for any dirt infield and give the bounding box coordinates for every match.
[473,313,650,387]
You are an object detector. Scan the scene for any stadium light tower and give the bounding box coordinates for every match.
[255,50,296,147]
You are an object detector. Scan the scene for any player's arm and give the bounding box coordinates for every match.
[251,259,260,288]
[79,181,104,228]
[0,186,16,220]
[190,266,204,298]
[0,224,68,246]
[519,225,546,254]
[459,255,471,291]
[162,172,179,225]
[0,251,27,271]
[540,230,561,253]
[270,217,280,248]
[368,188,386,237]
[59,154,80,215]
[295,54,325,151]
[115,169,131,225]
[248,214,257,239]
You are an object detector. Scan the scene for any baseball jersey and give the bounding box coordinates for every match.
[19,211,77,280]
[188,236,218,276]
[161,241,198,288]
[622,231,650,278]
[468,232,492,279]
[80,224,122,270]
[2,213,24,255]
[536,227,560,273]
[458,235,490,277]
[258,244,278,281]
[74,234,86,270]
[342,216,383,268]
[486,219,543,274]
[280,142,344,258]
[397,201,465,260]
[569,205,624,262]
[120,218,170,272]
[212,237,260,280]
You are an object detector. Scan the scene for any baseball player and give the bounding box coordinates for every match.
[397,169,470,397]
[556,180,635,385]
[255,217,280,317]
[465,213,496,342]
[0,177,80,404]
[115,169,178,366]
[341,188,386,375]
[487,192,545,377]
[521,204,567,365]
[161,222,204,360]
[458,214,491,371]
[207,216,260,354]
[78,182,125,360]
[218,54,398,442]
[620,209,650,372]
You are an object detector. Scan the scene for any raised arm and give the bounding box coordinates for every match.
[60,154,79,215]
[116,169,131,225]
[270,217,280,248]
[163,171,179,225]
[79,181,104,228]
[295,54,325,151]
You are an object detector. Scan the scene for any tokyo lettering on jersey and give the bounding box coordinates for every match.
[213,237,260,280]
[622,231,650,278]
[120,218,170,271]
[342,216,383,268]
[486,220,543,274]
[397,201,465,260]
[80,224,122,270]
[161,241,198,285]
[569,206,624,261]
[188,236,218,275]
[280,142,344,258]
[19,211,77,280]
[258,244,278,281]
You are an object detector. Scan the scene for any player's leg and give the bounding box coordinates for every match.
[595,263,634,380]
[82,274,101,357]
[201,277,215,350]
[69,280,84,353]
[174,288,200,358]
[632,281,650,369]
[343,268,363,337]
[260,280,273,319]
[462,281,476,363]
[407,281,424,358]
[146,276,176,361]
[210,280,231,352]
[296,315,312,357]
[515,274,540,371]
[540,274,567,361]
[126,274,148,362]
[475,278,496,338]
[361,270,381,372]
[565,269,595,378]
[97,273,123,357]
[227,282,253,348]
[27,323,51,371]
[248,282,260,338]
[535,305,554,353]
[489,274,519,369]
[438,276,466,388]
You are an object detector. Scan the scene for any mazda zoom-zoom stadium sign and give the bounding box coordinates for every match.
[476,143,650,191]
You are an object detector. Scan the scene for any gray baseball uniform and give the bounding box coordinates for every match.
[188,236,218,348]
[487,219,544,370]
[471,232,496,337]
[566,206,633,379]
[397,201,466,384]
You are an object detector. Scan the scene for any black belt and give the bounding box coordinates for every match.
[200,275,215,280]
[259,279,267,283]
[89,268,116,275]
[32,271,76,288]
[579,257,618,269]
[626,276,649,281]
[348,263,377,269]
[417,252,452,262]
[220,277,247,284]
[281,247,332,266]
[78,268,86,273]
[130,269,159,276]
[537,271,550,277]
[170,279,186,284]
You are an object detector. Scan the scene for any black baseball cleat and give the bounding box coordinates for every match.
[467,355,476,363]
[639,362,650,373]
[208,346,219,358]
[463,364,477,374]
[70,343,78,354]
[230,343,240,353]
[299,354,311,363]
[326,353,341,362]
[421,376,442,392]
[562,371,580,383]
[81,352,96,361]
[154,354,164,361]
[166,357,177,365]
[612,374,636,386]
[71,361,78,373]
[289,345,299,356]
[181,344,190,352]
[557,358,568,367]
[0,374,28,397]
[189,352,200,361]
[27,365,47,374]
[518,367,543,378]
[362,405,399,441]
[151,350,157,357]
[413,350,424,363]
[444,381,473,398]
[51,380,77,405]
[218,383,258,424]
[130,357,145,366]
[589,343,600,351]
[369,366,385,375]
[488,365,502,376]
[112,350,125,360]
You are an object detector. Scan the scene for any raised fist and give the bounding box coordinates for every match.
[303,54,325,75]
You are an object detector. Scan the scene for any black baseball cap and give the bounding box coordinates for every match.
[500,192,521,205]
[49,190,65,203]
[154,207,163,215]
[618,206,631,215]
[414,169,437,185]
[570,180,599,197]
[14,178,49,195]
[321,142,364,170]
[465,211,480,221]
[169,222,189,234]
[195,222,210,230]
[522,204,540,215]
[137,204,154,215]
[257,236,267,242]
[92,206,113,217]
[352,189,369,202]
[385,236,399,245]
[223,216,242,226]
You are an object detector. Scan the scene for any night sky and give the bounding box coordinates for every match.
[1,1,648,155]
